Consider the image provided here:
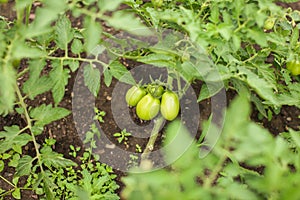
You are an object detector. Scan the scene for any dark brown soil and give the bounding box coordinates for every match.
[0,1,300,200]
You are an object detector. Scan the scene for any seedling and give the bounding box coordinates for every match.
[135,144,142,153]
[93,107,106,123]
[113,129,132,144]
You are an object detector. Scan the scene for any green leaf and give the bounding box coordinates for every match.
[137,53,176,68]
[0,126,31,153]
[0,160,4,173]
[71,38,83,54]
[40,146,77,168]
[83,64,101,96]
[218,23,233,41]
[106,10,150,35]
[247,29,267,47]
[27,0,67,37]
[83,16,102,53]
[238,67,279,106]
[290,129,300,148]
[103,68,113,87]
[109,61,135,85]
[198,82,223,102]
[163,120,196,166]
[15,0,32,11]
[98,0,123,11]
[15,155,33,177]
[30,104,70,126]
[12,188,21,199]
[64,59,80,72]
[22,59,53,99]
[55,15,74,50]
[0,64,16,116]
[49,61,70,105]
[12,42,46,59]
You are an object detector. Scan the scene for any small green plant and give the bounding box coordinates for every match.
[93,107,106,123]
[113,129,132,144]
[135,144,142,153]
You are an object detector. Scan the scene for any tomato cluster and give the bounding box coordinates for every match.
[125,85,180,121]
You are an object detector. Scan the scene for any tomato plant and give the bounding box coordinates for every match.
[125,86,147,106]
[286,60,300,76]
[160,91,180,121]
[136,94,160,120]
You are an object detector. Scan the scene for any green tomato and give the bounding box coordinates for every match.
[136,94,160,120]
[160,91,180,121]
[264,17,275,30]
[147,84,165,98]
[125,86,146,106]
[287,60,300,76]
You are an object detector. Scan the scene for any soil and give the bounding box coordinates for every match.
[0,1,300,200]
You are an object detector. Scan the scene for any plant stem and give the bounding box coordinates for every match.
[15,84,44,173]
[140,116,165,165]
[0,175,15,187]
[203,149,227,189]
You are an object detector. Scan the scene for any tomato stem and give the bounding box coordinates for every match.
[140,116,165,166]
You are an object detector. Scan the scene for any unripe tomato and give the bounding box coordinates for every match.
[136,94,160,120]
[151,0,163,7]
[160,91,180,121]
[147,84,164,98]
[125,86,146,106]
[286,60,300,76]
[264,17,275,30]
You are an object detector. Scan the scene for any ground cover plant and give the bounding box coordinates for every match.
[0,0,300,199]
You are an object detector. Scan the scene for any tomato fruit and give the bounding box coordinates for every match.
[286,60,300,76]
[147,84,164,98]
[160,91,180,121]
[264,17,275,30]
[125,86,146,106]
[136,94,160,120]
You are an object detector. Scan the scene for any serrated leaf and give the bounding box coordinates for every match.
[49,61,70,105]
[247,29,267,47]
[109,61,135,85]
[27,0,67,37]
[40,146,77,168]
[71,38,83,54]
[15,155,33,177]
[30,104,70,126]
[42,172,55,200]
[83,64,101,96]
[22,59,53,99]
[238,67,279,106]
[0,126,32,153]
[55,15,74,50]
[23,76,53,100]
[64,59,80,72]
[0,64,16,116]
[104,68,113,87]
[83,16,102,53]
[106,10,150,35]
[137,53,176,68]
[198,82,223,102]
[98,0,123,11]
